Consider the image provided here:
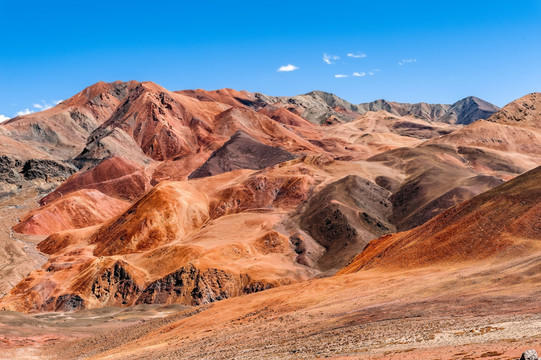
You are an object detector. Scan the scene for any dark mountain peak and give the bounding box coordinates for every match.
[303,90,358,110]
[444,96,500,125]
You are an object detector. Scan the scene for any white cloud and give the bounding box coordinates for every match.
[334,74,348,78]
[277,64,299,72]
[352,72,366,77]
[323,53,340,65]
[0,115,10,123]
[12,99,63,118]
[398,59,417,66]
[368,69,381,76]
[16,108,34,116]
[33,100,62,111]
[347,52,366,58]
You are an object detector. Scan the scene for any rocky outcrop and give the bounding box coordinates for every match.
[91,261,141,306]
[136,265,274,306]
[44,294,85,312]
[521,349,538,360]
[21,159,77,181]
[0,156,22,185]
[0,156,76,184]
[0,156,77,198]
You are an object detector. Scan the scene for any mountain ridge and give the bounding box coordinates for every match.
[0,80,539,316]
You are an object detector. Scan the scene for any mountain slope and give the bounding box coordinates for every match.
[1,157,351,312]
[299,175,394,271]
[364,93,541,231]
[40,156,151,205]
[36,167,541,358]
[340,165,541,273]
[487,92,541,128]
[1,81,138,160]
[13,189,130,236]
[189,131,296,179]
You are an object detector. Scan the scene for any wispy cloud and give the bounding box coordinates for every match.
[352,72,366,77]
[347,52,366,58]
[398,59,417,66]
[334,74,348,78]
[277,64,299,72]
[16,108,33,116]
[323,53,340,65]
[13,99,64,118]
[0,115,10,123]
[33,100,63,110]
[368,69,381,76]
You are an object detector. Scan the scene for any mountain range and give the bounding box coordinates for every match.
[0,81,539,359]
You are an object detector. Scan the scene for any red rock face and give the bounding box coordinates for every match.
[13,189,130,236]
[40,156,151,205]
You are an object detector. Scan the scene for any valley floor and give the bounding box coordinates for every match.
[3,304,540,359]
[2,253,540,360]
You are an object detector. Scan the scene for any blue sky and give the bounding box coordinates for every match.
[1,0,540,120]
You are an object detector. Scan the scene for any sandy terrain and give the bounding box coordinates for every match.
[0,185,49,297]
[2,254,540,359]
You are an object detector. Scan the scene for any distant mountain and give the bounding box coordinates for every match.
[357,99,449,121]
[254,90,360,125]
[440,96,500,124]
[357,96,499,125]
[257,91,499,125]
